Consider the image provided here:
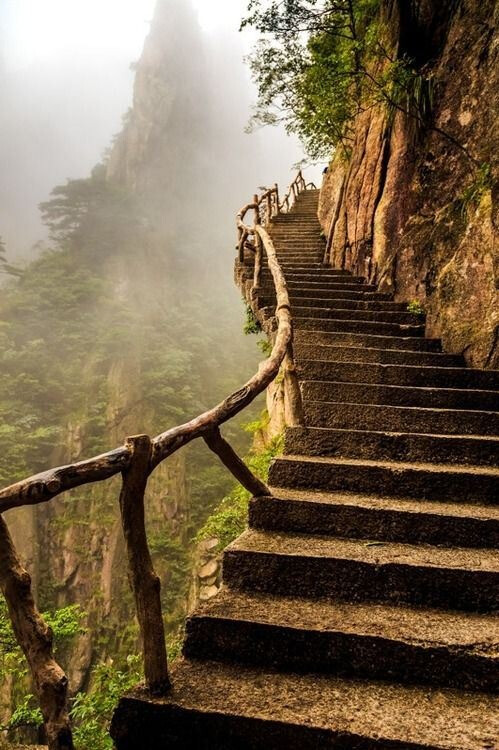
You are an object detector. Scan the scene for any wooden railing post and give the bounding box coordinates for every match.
[204,428,269,497]
[119,435,170,695]
[0,516,73,750]
[284,342,305,427]
[274,183,279,216]
[266,192,272,225]
[253,194,260,228]
[253,194,263,288]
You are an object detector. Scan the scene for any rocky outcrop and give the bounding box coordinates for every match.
[319,0,498,368]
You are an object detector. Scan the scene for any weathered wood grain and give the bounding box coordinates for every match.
[119,435,170,694]
[0,516,73,749]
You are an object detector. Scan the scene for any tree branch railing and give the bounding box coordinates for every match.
[236,169,316,262]
[0,169,314,749]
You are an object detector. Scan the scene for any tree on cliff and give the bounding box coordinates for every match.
[0,237,21,277]
[242,0,437,159]
[39,164,139,258]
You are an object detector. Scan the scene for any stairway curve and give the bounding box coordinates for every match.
[111,190,499,749]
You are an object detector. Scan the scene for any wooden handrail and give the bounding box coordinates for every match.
[0,168,314,748]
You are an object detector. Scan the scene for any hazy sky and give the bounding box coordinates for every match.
[1,0,254,69]
[0,0,313,259]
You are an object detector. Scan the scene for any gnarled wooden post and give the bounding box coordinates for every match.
[204,428,269,497]
[253,194,262,290]
[119,435,170,695]
[0,516,73,750]
[284,342,305,427]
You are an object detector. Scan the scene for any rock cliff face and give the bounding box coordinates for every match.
[106,0,210,219]
[319,0,498,368]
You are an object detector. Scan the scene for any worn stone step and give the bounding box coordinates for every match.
[251,488,499,548]
[275,254,324,262]
[272,217,321,223]
[111,658,499,750]
[294,329,442,351]
[305,399,498,435]
[273,245,324,251]
[292,305,422,324]
[298,359,499,390]
[269,455,499,505]
[259,285,392,300]
[260,297,412,313]
[264,309,424,331]
[260,273,366,285]
[223,529,499,611]
[184,590,499,691]
[284,425,499,467]
[286,279,370,290]
[293,297,411,311]
[271,236,323,242]
[301,380,499,411]
[294,342,464,367]
[295,317,425,337]
[264,263,349,272]
[270,231,323,237]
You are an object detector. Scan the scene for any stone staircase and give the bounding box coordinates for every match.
[111,190,499,749]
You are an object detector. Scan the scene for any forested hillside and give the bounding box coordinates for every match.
[0,2,267,746]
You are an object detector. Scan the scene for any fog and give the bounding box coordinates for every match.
[0,1,324,725]
[0,0,318,261]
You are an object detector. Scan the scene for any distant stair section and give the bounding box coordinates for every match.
[111,190,499,749]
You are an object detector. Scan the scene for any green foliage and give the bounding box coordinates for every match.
[242,0,441,159]
[257,338,273,356]
[39,164,140,256]
[0,237,22,278]
[196,420,283,552]
[70,655,142,750]
[0,598,84,735]
[243,303,262,335]
[242,0,383,158]
[407,299,425,315]
[1,695,42,733]
[383,58,434,128]
[455,162,493,216]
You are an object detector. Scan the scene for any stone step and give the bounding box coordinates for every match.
[261,296,411,312]
[272,217,321,223]
[184,590,499,691]
[291,305,422,324]
[294,329,442,351]
[294,342,464,367]
[258,285,392,300]
[284,425,499,467]
[301,379,499,411]
[260,273,366,285]
[295,317,425,337]
[269,455,499,505]
[305,399,498,435]
[263,263,349,272]
[223,529,499,611]
[110,658,499,750]
[270,235,323,241]
[275,254,324,262]
[298,359,499,390]
[286,279,371,290]
[274,244,324,251]
[270,230,323,236]
[250,488,499,547]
